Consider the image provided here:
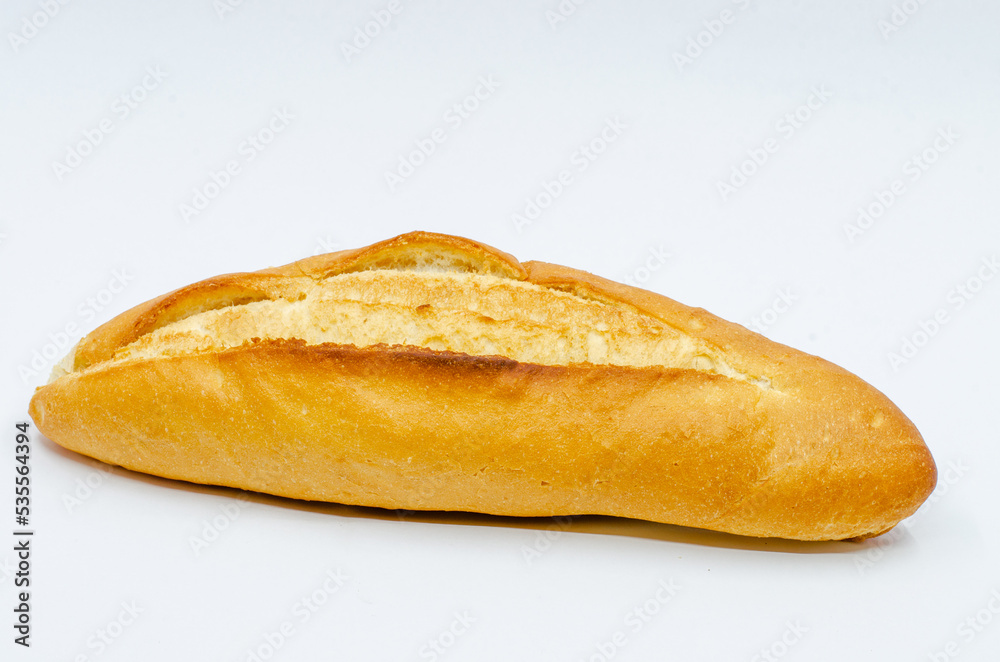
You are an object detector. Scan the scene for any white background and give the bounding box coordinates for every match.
[2,1,999,660]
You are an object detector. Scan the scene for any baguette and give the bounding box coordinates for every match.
[28,231,936,541]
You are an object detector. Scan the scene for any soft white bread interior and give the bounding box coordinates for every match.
[102,270,768,387]
[30,231,937,541]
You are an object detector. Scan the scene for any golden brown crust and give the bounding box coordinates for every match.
[30,231,937,541]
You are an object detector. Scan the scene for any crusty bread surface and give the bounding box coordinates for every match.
[29,231,937,541]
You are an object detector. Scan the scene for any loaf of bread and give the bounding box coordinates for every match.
[28,231,936,541]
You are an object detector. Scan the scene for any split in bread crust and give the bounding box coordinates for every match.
[100,270,770,389]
